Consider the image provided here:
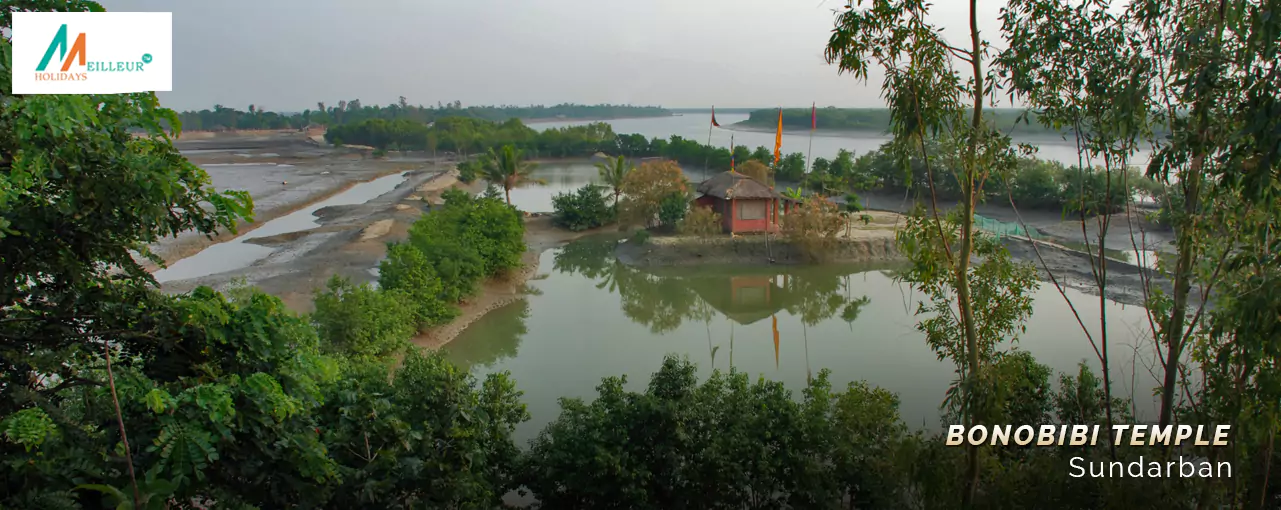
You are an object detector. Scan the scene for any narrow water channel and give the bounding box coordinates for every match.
[445,236,1163,444]
[154,171,410,282]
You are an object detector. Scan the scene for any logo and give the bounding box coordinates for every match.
[36,24,87,74]
[12,12,172,94]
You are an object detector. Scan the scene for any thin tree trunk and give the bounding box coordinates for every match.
[960,0,984,505]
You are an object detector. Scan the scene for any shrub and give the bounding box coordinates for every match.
[843,192,863,212]
[311,275,416,359]
[679,206,722,237]
[782,197,846,262]
[521,356,912,509]
[457,159,479,184]
[395,189,526,304]
[378,243,460,327]
[630,229,652,245]
[552,184,615,231]
[657,191,689,228]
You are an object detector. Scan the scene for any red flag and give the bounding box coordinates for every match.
[711,106,720,127]
[811,103,817,130]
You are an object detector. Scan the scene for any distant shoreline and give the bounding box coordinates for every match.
[521,113,675,125]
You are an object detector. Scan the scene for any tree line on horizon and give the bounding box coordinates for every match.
[170,100,670,132]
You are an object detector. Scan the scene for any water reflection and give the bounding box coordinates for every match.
[446,300,530,371]
[552,237,877,369]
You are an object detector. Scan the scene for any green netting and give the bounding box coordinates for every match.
[973,214,1045,239]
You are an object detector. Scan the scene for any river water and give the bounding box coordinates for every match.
[445,237,1162,444]
[534,113,1151,170]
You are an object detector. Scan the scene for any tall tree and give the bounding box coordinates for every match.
[481,145,541,205]
[826,1,1035,506]
[595,155,633,214]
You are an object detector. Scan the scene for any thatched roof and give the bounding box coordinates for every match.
[696,171,779,200]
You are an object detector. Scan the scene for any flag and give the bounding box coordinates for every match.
[811,103,817,130]
[711,106,720,127]
[772,108,783,166]
[772,314,780,369]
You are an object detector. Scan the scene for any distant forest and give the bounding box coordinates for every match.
[171,100,670,132]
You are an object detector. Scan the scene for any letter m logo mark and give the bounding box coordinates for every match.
[37,24,86,72]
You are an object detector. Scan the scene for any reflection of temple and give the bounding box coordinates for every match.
[688,274,792,326]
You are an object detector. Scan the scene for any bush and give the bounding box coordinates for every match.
[843,192,863,212]
[317,350,528,508]
[378,242,460,327]
[521,356,912,509]
[458,159,479,184]
[311,275,416,360]
[390,188,525,306]
[630,229,652,245]
[620,160,687,227]
[679,206,722,237]
[552,184,615,231]
[782,197,846,262]
[657,191,689,228]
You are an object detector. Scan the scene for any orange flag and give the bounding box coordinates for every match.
[772,314,780,369]
[773,108,783,167]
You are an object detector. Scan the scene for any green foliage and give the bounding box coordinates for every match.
[595,155,633,213]
[456,159,480,184]
[657,191,689,228]
[481,144,541,205]
[552,184,615,231]
[775,152,807,182]
[630,229,652,245]
[521,356,914,509]
[316,351,527,508]
[311,276,415,360]
[395,189,526,304]
[378,242,459,327]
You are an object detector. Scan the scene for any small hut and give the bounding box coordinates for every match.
[693,171,795,234]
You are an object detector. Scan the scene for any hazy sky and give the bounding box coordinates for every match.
[101,0,1011,112]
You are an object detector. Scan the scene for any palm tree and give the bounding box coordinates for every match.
[595,155,633,214]
[481,145,541,205]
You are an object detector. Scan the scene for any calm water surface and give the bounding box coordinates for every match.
[445,237,1162,444]
[534,113,1152,170]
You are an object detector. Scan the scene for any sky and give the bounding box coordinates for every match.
[101,0,1012,112]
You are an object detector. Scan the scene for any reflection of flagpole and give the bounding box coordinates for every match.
[804,321,811,383]
[729,318,735,369]
[772,314,780,370]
